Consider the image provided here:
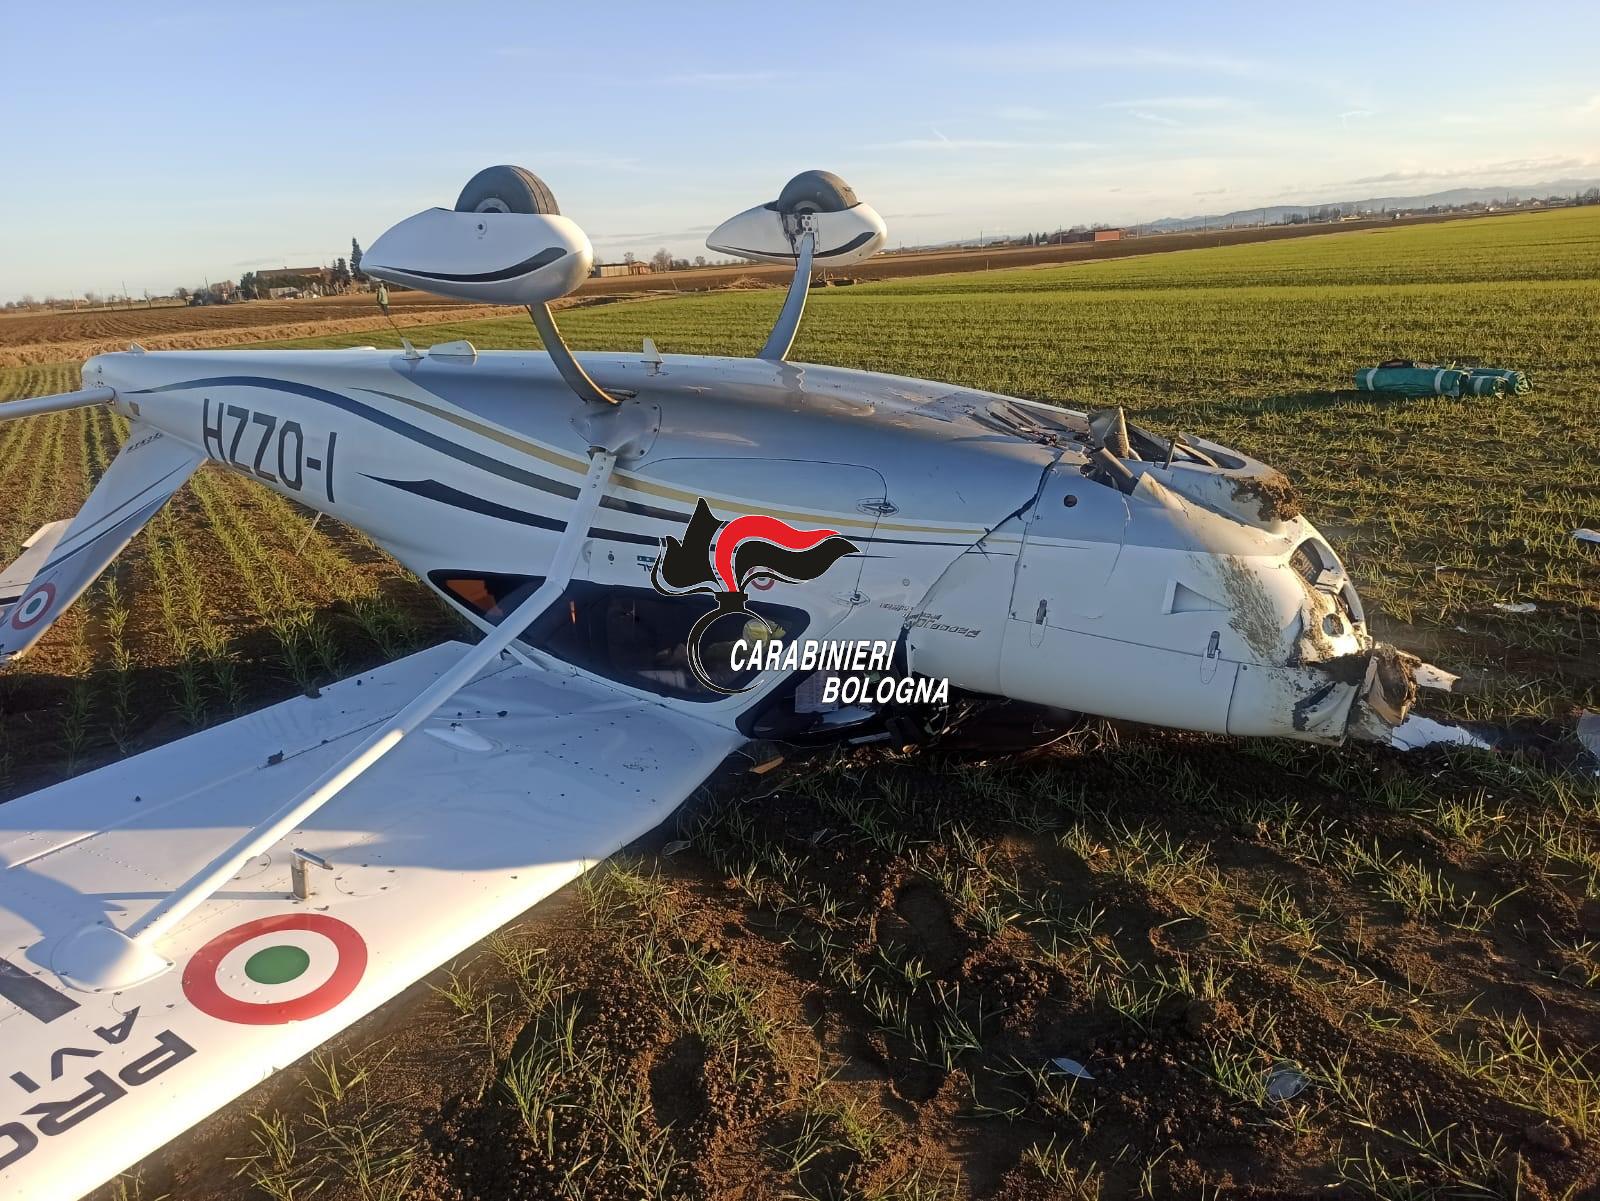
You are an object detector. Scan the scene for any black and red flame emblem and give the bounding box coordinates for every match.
[651,498,859,693]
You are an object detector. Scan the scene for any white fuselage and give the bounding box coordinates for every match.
[87,344,1374,742]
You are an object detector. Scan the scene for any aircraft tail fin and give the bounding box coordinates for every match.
[0,424,203,663]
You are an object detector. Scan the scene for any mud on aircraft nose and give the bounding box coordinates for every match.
[1188,529,1447,744]
[946,440,1442,746]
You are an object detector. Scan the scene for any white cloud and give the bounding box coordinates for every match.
[594,225,713,248]
[662,70,785,87]
[528,151,647,173]
[996,105,1051,122]
[935,44,1270,79]
[1339,154,1595,186]
[1103,96,1241,111]
[1338,109,1376,122]
[869,137,1097,151]
[1129,111,1180,127]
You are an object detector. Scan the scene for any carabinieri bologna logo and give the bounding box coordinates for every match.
[650,498,859,694]
[182,913,367,1025]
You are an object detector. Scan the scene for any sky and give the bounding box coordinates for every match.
[2,1,1597,302]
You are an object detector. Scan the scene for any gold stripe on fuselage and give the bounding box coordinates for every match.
[379,389,985,537]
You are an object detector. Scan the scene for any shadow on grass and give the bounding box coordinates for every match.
[0,593,461,801]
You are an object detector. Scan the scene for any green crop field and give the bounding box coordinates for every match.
[2,207,1599,1201]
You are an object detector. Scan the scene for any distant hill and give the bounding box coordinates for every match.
[1143,179,1600,232]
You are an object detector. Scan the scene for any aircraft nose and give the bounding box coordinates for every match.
[1213,549,1434,742]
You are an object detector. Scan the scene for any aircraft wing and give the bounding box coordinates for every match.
[0,425,203,662]
[0,643,745,1201]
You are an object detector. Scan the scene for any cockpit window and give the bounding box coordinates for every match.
[430,571,811,702]
[436,571,539,620]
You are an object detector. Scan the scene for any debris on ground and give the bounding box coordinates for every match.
[1412,662,1461,692]
[1265,1065,1309,1102]
[1051,1056,1095,1080]
[1354,360,1531,397]
[1493,601,1539,614]
[1462,366,1531,395]
[1578,712,1600,761]
[1575,528,1600,547]
[1388,714,1494,751]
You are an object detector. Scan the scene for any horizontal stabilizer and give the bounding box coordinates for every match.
[0,424,202,664]
[0,522,69,616]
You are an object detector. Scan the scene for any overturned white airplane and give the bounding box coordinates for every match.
[0,167,1446,1199]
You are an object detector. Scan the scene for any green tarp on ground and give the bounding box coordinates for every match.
[1354,360,1531,398]
[1354,363,1471,396]
[1464,367,1531,396]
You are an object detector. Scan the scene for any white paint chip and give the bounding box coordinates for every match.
[1389,715,1492,752]
[1578,712,1600,762]
[1412,662,1460,693]
[1266,1065,1308,1102]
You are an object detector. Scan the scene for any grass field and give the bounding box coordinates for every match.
[2,207,1598,1201]
[0,292,497,367]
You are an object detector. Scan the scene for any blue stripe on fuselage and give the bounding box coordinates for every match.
[128,376,974,552]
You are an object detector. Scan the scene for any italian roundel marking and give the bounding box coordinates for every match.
[10,581,56,630]
[182,913,367,1025]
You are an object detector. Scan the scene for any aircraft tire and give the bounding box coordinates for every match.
[454,165,560,215]
[776,170,858,215]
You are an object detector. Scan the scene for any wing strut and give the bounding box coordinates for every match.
[51,448,621,992]
[0,386,114,424]
[758,229,816,362]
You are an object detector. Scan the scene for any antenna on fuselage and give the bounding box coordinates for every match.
[360,165,618,405]
[706,170,887,363]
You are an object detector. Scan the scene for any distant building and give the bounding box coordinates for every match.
[1054,227,1125,245]
[592,262,653,277]
[257,266,334,294]
[189,280,237,305]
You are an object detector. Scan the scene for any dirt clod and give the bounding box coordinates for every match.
[1527,1121,1572,1155]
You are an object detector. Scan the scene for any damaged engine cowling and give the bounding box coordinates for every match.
[907,400,1437,745]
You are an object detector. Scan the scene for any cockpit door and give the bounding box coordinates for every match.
[1010,460,1129,630]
